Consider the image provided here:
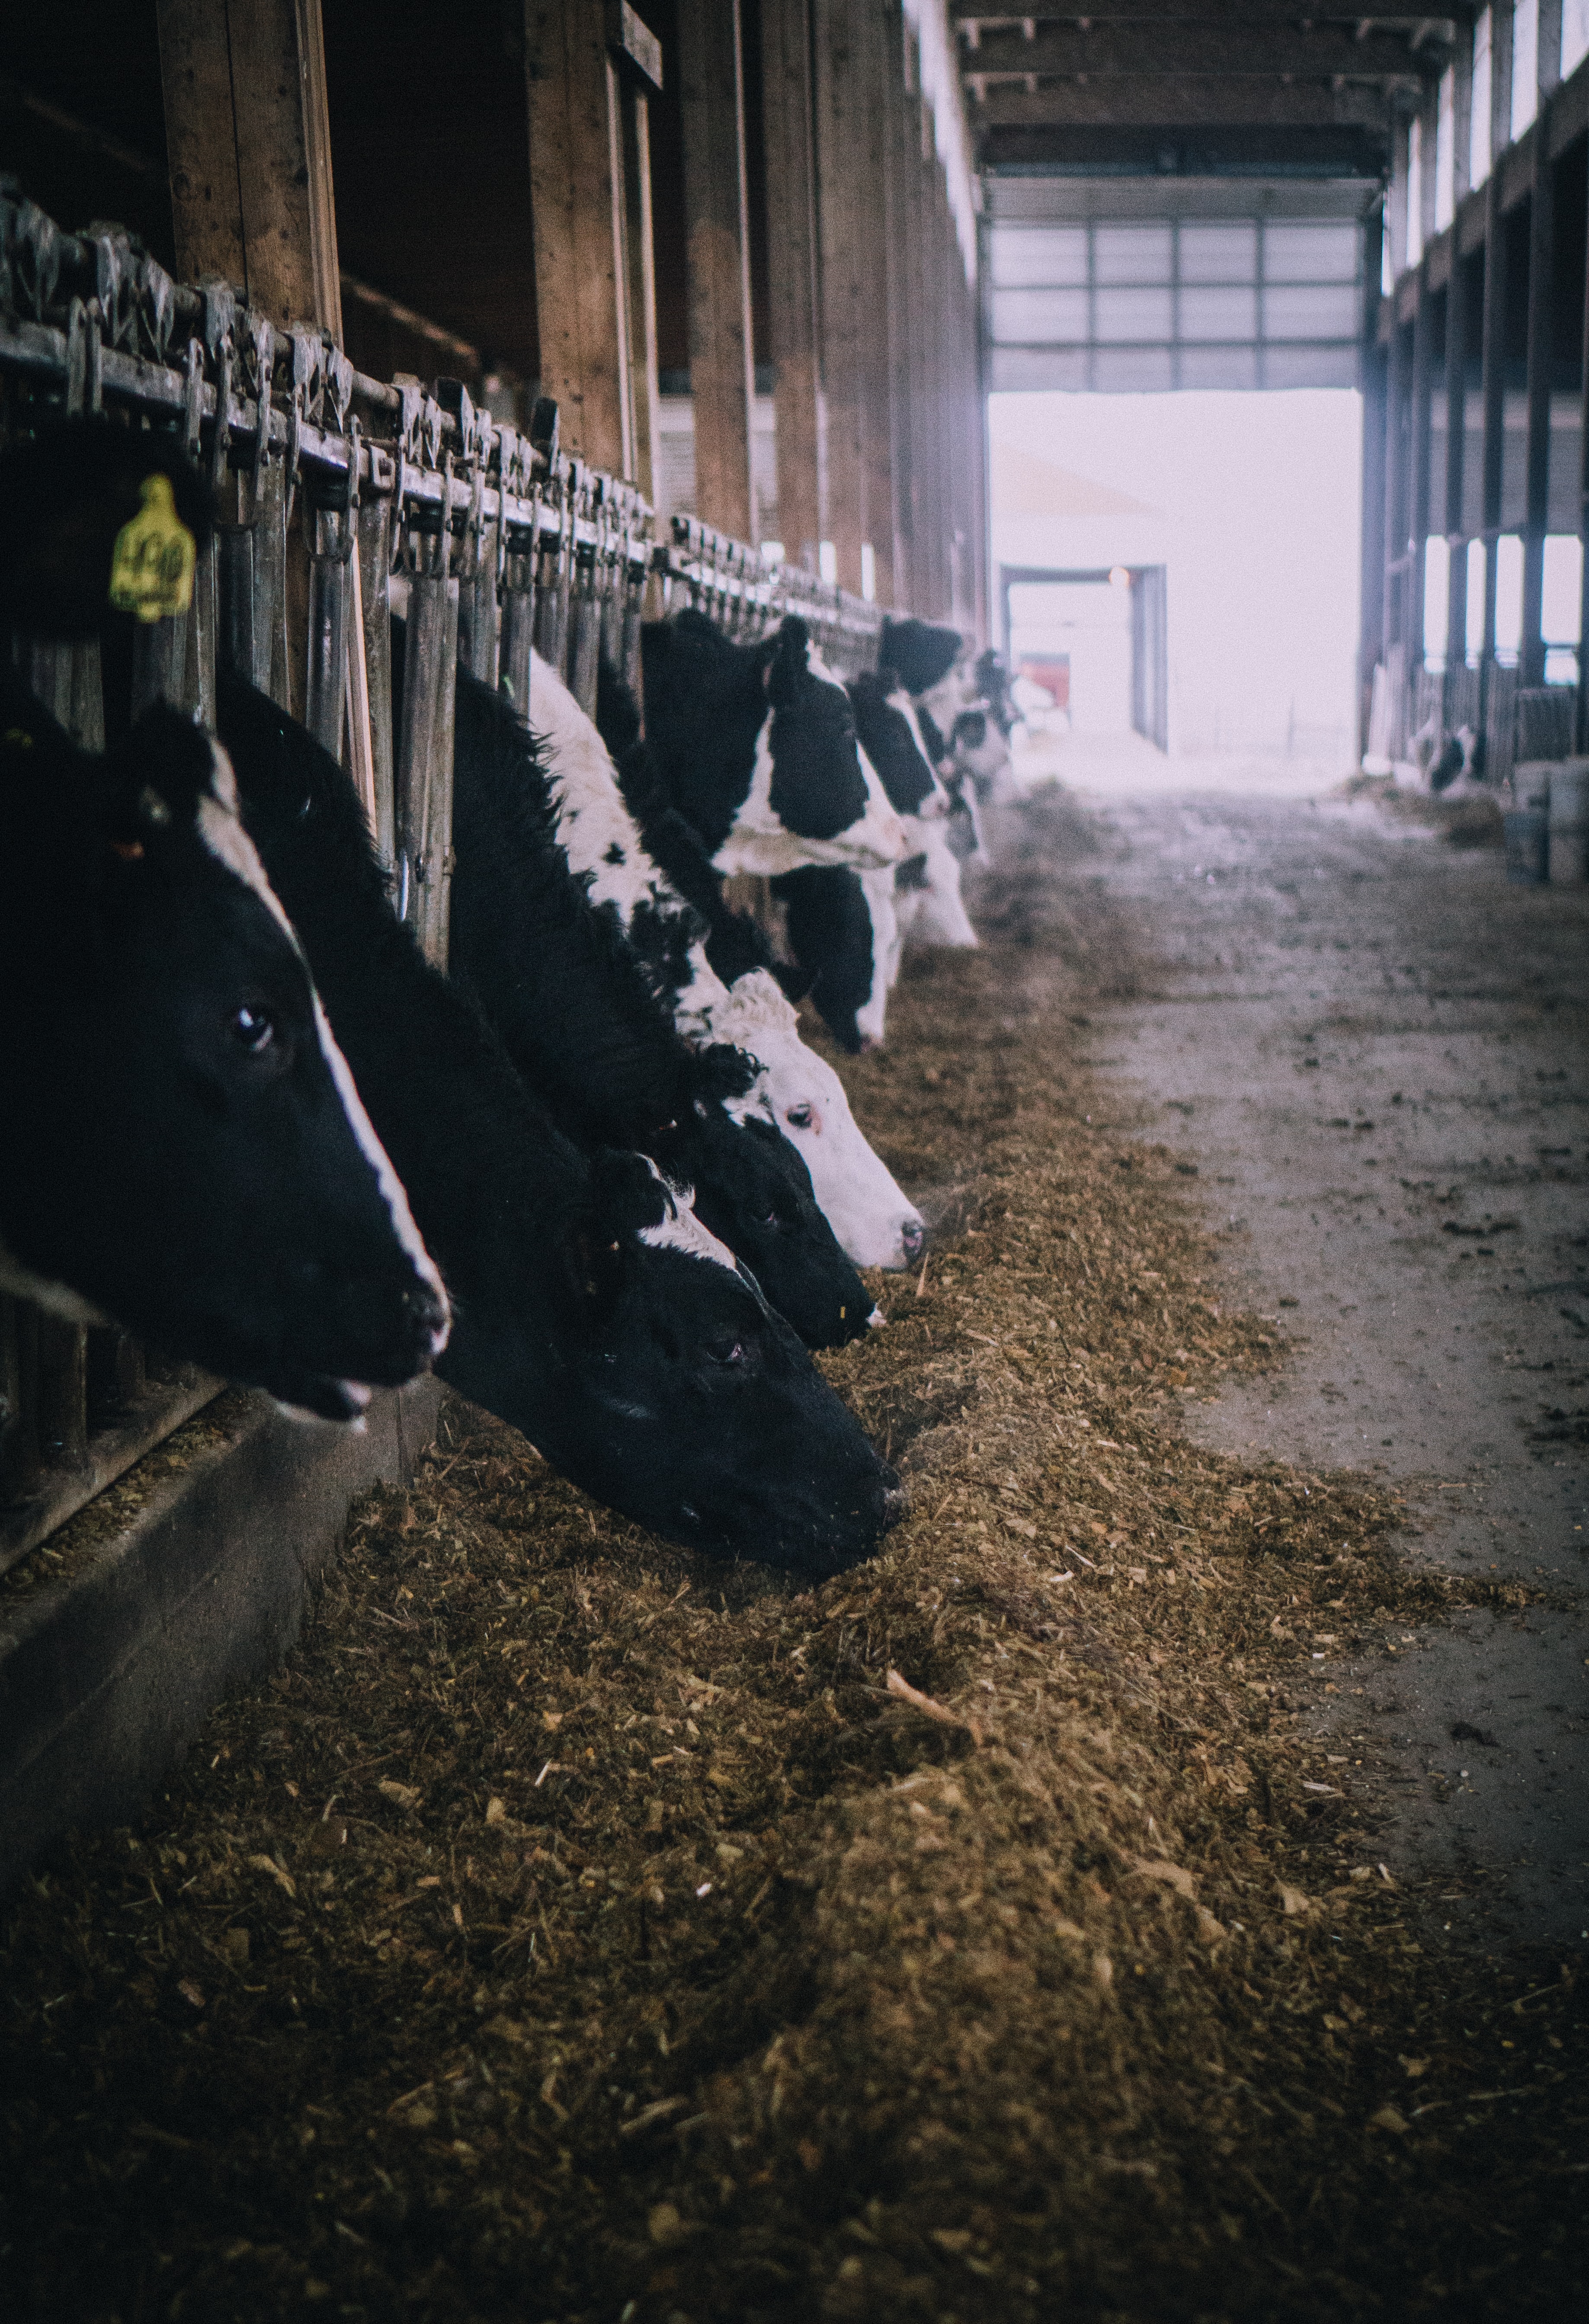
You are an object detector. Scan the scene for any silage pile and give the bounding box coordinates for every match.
[2,791,1582,2323]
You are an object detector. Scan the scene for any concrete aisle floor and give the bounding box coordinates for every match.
[1041,735,1589,1952]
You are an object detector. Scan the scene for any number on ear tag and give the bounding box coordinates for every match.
[109,474,196,623]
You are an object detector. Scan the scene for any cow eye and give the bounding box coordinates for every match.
[786,1104,813,1129]
[231,1003,275,1053]
[705,1335,746,1367]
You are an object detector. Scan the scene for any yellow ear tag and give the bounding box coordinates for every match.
[109,474,196,624]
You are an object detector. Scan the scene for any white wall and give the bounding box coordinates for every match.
[989,389,1363,763]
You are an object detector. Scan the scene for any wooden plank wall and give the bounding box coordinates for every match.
[679,0,984,632]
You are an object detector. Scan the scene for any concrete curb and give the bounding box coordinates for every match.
[0,1376,442,1899]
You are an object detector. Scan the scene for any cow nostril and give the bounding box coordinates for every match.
[900,1219,926,1264]
[880,1484,909,1530]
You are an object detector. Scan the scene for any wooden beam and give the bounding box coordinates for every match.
[760,0,825,569]
[524,1,630,477]
[157,0,342,337]
[964,79,1395,127]
[859,0,897,610]
[1478,170,1506,656]
[881,2,916,608]
[618,80,663,507]
[813,0,870,597]
[958,24,1449,78]
[1410,259,1435,664]
[1521,126,1556,684]
[951,4,1479,22]
[677,0,756,540]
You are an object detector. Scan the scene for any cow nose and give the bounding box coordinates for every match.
[880,1483,909,1531]
[405,1281,451,1358]
[900,1218,926,1265]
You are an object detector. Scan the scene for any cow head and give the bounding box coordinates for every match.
[848,671,941,818]
[710,971,925,1271]
[532,1152,903,1573]
[0,704,449,1421]
[772,866,894,1056]
[879,616,962,700]
[669,1100,875,1348]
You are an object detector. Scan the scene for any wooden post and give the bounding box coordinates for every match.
[524,1,630,476]
[157,0,342,339]
[858,0,897,609]
[620,75,663,506]
[813,0,869,596]
[678,0,756,542]
[1521,117,1556,685]
[882,2,917,605]
[1479,172,1507,659]
[1410,261,1434,667]
[1445,236,1471,665]
[761,0,825,571]
[1578,140,1589,747]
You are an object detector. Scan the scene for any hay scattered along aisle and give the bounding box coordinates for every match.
[3,792,1583,2323]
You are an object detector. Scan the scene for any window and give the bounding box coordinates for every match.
[1407,115,1424,266]
[1566,0,1589,80]
[984,212,1364,389]
[1264,223,1359,282]
[1180,223,1255,282]
[1496,533,1525,659]
[1423,540,1451,668]
[1471,8,1493,189]
[1435,69,1456,231]
[1512,0,1539,141]
[1092,225,1171,283]
[991,288,1089,343]
[989,226,1088,288]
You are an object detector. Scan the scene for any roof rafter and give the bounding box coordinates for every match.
[956,23,1450,78]
[967,77,1396,125]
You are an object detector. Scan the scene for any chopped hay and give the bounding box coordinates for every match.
[2,793,1582,2322]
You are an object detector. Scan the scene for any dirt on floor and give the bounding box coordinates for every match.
[2,789,1584,2324]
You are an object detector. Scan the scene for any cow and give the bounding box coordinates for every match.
[0,421,449,1422]
[559,655,929,1269]
[431,627,877,1349]
[765,672,977,1055]
[218,668,904,1573]
[639,609,909,876]
[1,689,449,1422]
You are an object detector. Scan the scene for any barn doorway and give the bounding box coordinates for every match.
[1000,564,1168,748]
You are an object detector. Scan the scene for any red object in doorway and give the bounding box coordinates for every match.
[1016,655,1070,708]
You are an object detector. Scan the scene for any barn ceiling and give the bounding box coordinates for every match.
[958,7,1474,181]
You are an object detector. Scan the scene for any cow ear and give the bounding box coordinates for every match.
[765,616,810,705]
[0,419,212,640]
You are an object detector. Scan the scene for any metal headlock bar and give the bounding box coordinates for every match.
[0,189,912,1571]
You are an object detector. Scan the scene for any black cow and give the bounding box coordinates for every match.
[218,671,903,1572]
[435,631,875,1348]
[1,422,448,1420]
[0,687,449,1420]
[640,610,907,876]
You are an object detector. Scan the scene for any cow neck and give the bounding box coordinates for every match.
[218,670,589,1306]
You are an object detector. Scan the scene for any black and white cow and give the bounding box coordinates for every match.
[537,652,928,1269]
[432,629,877,1349]
[639,609,908,876]
[0,422,448,1422]
[218,668,903,1573]
[767,672,977,1054]
[0,688,449,1421]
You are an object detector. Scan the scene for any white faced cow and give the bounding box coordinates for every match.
[640,610,908,877]
[542,649,927,1270]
